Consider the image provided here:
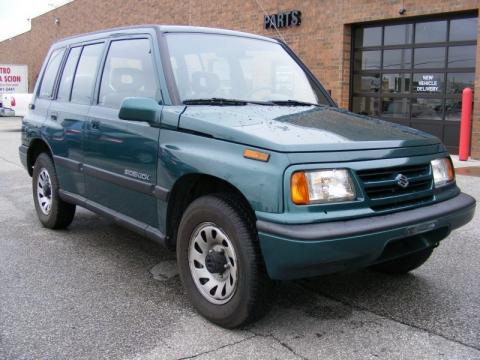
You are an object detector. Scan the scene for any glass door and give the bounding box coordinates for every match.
[351,14,477,153]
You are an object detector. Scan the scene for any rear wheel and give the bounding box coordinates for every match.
[32,153,76,229]
[176,194,269,328]
[370,247,434,275]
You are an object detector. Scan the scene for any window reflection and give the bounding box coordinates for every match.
[415,21,447,43]
[352,96,380,116]
[448,46,476,68]
[411,98,443,120]
[382,74,410,93]
[381,97,409,118]
[384,24,413,45]
[414,47,446,68]
[446,73,475,94]
[355,27,382,47]
[450,18,477,41]
[354,50,381,70]
[383,49,411,69]
[445,99,462,121]
[353,74,380,92]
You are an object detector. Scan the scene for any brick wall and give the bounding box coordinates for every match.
[0,0,479,157]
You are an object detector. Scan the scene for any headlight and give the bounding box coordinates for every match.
[291,169,356,205]
[431,158,455,187]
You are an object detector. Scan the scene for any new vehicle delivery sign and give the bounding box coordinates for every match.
[0,65,28,93]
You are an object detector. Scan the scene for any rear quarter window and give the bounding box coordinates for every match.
[38,48,65,98]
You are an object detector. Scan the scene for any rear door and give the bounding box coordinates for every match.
[29,47,65,135]
[47,42,105,196]
[83,37,162,227]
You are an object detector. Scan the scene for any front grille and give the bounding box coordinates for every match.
[357,164,434,212]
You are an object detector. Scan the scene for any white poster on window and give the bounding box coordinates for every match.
[416,74,439,92]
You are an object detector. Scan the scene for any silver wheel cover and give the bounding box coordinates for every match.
[188,222,238,304]
[36,168,53,215]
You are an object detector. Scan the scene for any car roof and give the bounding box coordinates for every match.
[52,25,278,48]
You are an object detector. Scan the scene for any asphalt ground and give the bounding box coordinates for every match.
[0,116,479,359]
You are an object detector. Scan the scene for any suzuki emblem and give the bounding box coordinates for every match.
[395,174,409,188]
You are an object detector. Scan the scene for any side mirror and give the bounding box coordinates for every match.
[118,97,161,124]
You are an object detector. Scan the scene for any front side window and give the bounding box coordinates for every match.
[39,48,65,98]
[166,33,328,104]
[71,43,104,105]
[99,39,158,108]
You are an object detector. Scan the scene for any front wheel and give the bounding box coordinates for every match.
[32,153,76,229]
[176,194,269,328]
[370,247,434,275]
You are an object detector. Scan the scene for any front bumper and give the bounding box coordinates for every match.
[257,193,476,280]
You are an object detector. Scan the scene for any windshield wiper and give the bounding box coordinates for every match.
[182,98,321,107]
[182,98,276,106]
[268,99,321,107]
[183,98,248,106]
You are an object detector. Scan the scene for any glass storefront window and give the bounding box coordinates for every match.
[445,99,462,121]
[448,45,476,68]
[382,74,410,93]
[446,73,475,94]
[384,24,413,45]
[352,96,380,116]
[450,18,477,41]
[351,15,477,152]
[383,49,411,69]
[381,97,409,118]
[414,47,446,68]
[411,98,443,120]
[412,73,444,94]
[415,21,447,43]
[354,50,381,70]
[353,74,380,93]
[355,27,382,47]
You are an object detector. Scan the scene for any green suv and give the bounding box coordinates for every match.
[19,25,476,328]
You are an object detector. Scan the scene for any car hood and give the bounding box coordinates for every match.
[178,105,440,152]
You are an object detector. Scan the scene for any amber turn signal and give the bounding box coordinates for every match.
[291,172,309,205]
[243,149,270,162]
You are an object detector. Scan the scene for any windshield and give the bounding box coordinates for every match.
[165,33,330,105]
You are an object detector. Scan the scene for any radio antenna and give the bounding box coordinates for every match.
[253,0,287,44]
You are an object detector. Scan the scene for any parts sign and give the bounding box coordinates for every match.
[0,65,28,93]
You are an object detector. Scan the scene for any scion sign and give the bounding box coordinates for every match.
[264,10,301,30]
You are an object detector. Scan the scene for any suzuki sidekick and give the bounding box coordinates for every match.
[19,25,476,328]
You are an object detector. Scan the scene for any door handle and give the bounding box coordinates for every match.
[50,112,58,121]
[90,120,100,130]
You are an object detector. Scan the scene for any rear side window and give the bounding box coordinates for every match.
[39,48,65,98]
[71,43,104,105]
[99,39,158,108]
[57,47,81,101]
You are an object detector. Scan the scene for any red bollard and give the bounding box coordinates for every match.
[459,87,473,161]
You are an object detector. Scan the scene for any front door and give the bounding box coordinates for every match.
[83,37,162,227]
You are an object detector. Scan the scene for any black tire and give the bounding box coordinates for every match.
[176,194,269,328]
[370,247,434,275]
[32,153,76,229]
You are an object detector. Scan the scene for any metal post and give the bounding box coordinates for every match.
[459,87,473,161]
